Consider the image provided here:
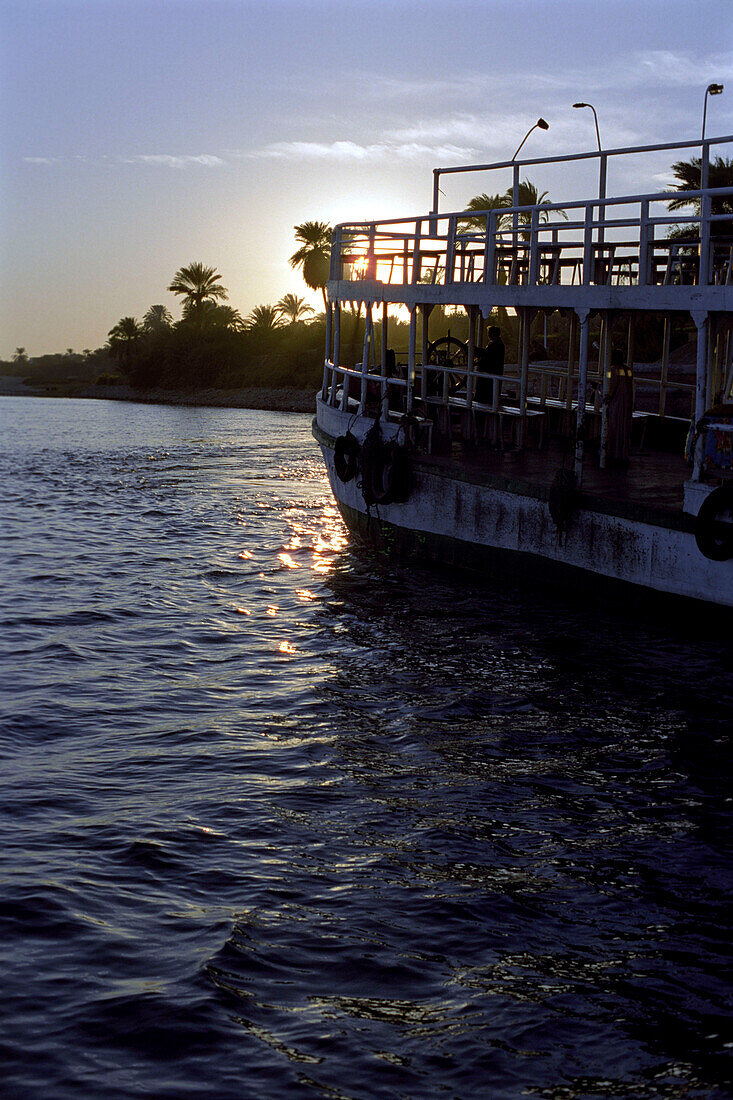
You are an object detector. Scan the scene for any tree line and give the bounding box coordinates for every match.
[4,156,729,391]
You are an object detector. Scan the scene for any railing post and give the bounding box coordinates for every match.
[367,226,376,281]
[638,199,651,286]
[445,216,456,285]
[485,211,497,286]
[331,226,342,281]
[411,219,422,285]
[583,204,594,285]
[432,169,441,218]
[598,152,607,248]
[528,208,540,285]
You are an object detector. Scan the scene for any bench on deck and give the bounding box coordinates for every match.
[422,394,546,450]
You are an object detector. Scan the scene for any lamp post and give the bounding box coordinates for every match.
[511,119,549,236]
[512,118,549,161]
[702,83,724,140]
[572,102,601,151]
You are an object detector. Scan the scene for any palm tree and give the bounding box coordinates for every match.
[245,304,285,334]
[143,304,173,331]
[459,192,509,232]
[461,181,564,238]
[667,156,733,239]
[167,263,228,326]
[290,222,331,307]
[108,317,144,373]
[275,293,315,324]
[12,347,28,364]
[189,302,246,331]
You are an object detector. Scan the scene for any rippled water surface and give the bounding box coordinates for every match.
[1,395,731,1099]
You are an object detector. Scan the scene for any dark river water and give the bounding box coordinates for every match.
[1,395,731,1099]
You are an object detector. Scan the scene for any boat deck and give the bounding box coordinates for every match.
[415,436,694,529]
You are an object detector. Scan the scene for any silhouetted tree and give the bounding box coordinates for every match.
[459,192,509,232]
[462,181,565,237]
[167,263,228,327]
[143,304,174,331]
[245,304,285,334]
[188,302,245,331]
[275,293,315,324]
[108,317,144,373]
[12,347,28,365]
[667,156,733,239]
[290,222,331,307]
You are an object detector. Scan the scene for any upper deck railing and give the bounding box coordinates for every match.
[328,135,733,306]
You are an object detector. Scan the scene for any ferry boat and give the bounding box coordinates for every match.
[313,135,733,607]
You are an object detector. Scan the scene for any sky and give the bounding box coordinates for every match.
[1,0,732,357]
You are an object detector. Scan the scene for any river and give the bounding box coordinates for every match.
[1,395,731,1098]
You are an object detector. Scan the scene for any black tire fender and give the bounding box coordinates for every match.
[695,486,733,562]
[369,442,411,505]
[334,431,360,482]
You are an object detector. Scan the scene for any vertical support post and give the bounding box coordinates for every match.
[599,313,612,468]
[381,301,389,419]
[420,305,430,403]
[330,303,341,406]
[706,316,716,409]
[323,302,333,398]
[691,310,709,481]
[407,307,417,414]
[574,309,591,485]
[565,310,577,409]
[626,314,635,411]
[659,315,670,416]
[466,306,477,407]
[595,314,607,411]
[360,304,373,414]
[518,309,531,445]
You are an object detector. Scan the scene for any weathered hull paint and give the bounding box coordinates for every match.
[314,408,733,609]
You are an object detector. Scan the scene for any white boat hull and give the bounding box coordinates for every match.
[315,399,733,609]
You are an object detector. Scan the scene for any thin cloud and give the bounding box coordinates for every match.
[362,49,733,103]
[122,154,225,168]
[247,139,478,163]
[24,153,226,168]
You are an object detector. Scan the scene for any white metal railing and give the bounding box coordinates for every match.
[330,187,733,293]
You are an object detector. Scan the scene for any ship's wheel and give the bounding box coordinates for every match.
[426,337,468,396]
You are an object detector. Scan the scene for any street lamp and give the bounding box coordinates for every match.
[512,118,549,160]
[702,83,724,140]
[573,102,602,151]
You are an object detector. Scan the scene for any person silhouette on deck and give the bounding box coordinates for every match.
[605,348,633,469]
[474,326,505,406]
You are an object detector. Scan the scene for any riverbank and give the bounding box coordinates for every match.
[0,376,315,413]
